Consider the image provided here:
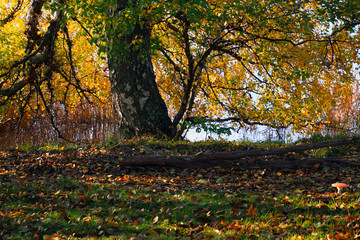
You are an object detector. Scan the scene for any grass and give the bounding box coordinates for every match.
[1,137,360,239]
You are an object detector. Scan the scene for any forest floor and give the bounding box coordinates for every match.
[1,137,360,239]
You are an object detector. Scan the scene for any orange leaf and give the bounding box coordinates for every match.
[247,203,257,217]
[120,174,129,181]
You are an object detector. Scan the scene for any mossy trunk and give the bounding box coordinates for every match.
[107,4,174,138]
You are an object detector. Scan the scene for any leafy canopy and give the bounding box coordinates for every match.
[0,0,359,140]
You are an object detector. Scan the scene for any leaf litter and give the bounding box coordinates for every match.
[0,143,360,239]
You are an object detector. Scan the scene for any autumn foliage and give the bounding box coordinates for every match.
[0,0,359,143]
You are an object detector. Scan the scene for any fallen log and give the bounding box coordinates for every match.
[117,137,359,168]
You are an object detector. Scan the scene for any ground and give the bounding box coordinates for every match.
[0,139,360,239]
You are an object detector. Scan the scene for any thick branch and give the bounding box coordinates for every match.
[172,13,196,129]
[117,138,358,168]
[0,10,63,98]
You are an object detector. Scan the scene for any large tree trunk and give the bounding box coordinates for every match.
[107,3,174,138]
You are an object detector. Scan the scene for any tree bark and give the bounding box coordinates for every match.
[115,137,357,168]
[107,2,174,138]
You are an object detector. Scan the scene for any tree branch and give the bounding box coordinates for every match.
[116,138,358,168]
[0,0,23,27]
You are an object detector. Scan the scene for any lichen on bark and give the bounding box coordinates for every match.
[107,2,174,138]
